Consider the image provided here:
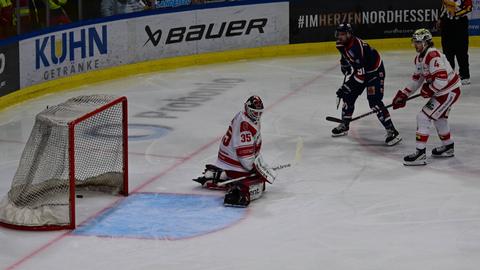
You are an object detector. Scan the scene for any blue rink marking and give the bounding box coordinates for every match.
[73,193,247,240]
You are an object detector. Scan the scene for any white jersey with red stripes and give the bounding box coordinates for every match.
[402,47,461,97]
[216,111,262,172]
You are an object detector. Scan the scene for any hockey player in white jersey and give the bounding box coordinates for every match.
[392,28,461,165]
[193,95,269,207]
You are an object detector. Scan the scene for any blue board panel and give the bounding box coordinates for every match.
[74,193,247,240]
[470,19,480,36]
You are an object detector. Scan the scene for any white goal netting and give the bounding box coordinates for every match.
[0,95,128,230]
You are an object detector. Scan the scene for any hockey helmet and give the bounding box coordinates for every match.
[412,28,433,44]
[335,23,353,43]
[244,95,264,122]
[335,23,353,37]
[336,23,353,34]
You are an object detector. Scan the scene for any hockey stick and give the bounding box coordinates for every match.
[337,75,347,110]
[326,93,421,124]
[216,163,291,187]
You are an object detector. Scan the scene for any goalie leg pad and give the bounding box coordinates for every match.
[224,185,249,207]
[224,177,266,207]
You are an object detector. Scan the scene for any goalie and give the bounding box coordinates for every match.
[193,95,271,207]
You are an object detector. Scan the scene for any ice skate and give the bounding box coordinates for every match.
[331,123,349,137]
[403,148,427,166]
[192,164,228,190]
[431,143,454,158]
[385,128,402,146]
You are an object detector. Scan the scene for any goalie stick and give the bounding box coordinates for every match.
[326,93,421,124]
[271,163,291,170]
[216,173,256,187]
[216,162,291,187]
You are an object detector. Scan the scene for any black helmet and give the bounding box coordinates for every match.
[336,23,353,35]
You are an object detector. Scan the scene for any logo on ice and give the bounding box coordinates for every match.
[35,25,108,70]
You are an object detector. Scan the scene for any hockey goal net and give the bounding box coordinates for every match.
[0,95,128,230]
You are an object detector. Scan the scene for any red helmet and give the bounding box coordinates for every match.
[244,95,264,122]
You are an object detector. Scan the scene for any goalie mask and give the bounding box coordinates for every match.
[412,28,433,53]
[244,95,264,122]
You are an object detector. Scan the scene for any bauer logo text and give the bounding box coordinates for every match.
[144,18,268,47]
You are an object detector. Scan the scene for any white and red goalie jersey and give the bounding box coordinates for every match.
[401,47,461,97]
[216,111,261,172]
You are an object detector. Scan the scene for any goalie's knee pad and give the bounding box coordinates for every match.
[243,178,266,199]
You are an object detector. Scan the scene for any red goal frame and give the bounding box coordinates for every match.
[0,96,128,231]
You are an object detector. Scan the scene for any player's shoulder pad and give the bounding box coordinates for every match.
[425,49,441,65]
[355,37,365,44]
[349,38,363,54]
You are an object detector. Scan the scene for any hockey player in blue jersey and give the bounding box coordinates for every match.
[332,23,402,146]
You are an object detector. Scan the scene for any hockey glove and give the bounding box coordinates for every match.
[341,63,352,76]
[336,85,351,99]
[420,83,435,98]
[392,90,408,110]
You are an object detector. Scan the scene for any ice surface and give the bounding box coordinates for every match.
[1,49,480,270]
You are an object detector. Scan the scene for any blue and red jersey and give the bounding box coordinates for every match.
[336,37,383,84]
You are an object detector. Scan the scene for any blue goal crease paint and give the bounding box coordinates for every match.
[73,193,247,240]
